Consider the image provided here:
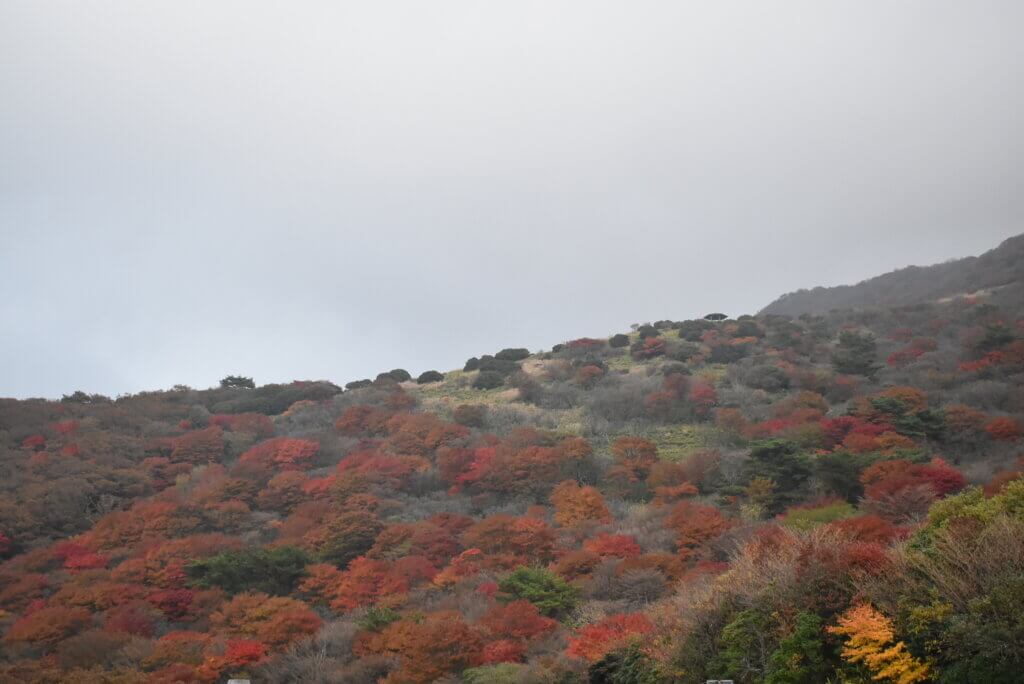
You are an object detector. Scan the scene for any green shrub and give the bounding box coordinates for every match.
[388,369,412,382]
[416,370,444,384]
[464,357,481,371]
[709,343,749,363]
[495,348,530,361]
[474,371,505,390]
[479,356,519,375]
[609,333,630,348]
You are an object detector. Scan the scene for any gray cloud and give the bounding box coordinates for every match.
[2,1,1022,398]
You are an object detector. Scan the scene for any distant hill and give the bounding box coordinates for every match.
[761,233,1024,316]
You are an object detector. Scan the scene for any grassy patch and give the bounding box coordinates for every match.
[604,352,636,372]
[648,424,716,461]
[599,423,718,462]
[780,500,856,531]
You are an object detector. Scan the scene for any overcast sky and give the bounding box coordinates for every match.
[2,2,1022,399]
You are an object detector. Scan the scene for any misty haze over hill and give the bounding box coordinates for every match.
[761,233,1024,317]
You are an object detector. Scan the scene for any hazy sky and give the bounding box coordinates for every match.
[2,2,1022,399]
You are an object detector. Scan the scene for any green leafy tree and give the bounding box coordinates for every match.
[186,546,310,595]
[709,609,771,683]
[498,566,579,617]
[765,612,829,684]
[743,440,813,513]
[357,606,401,632]
[589,643,661,683]
[831,330,880,377]
[220,375,256,389]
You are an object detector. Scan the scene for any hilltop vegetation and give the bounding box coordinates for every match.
[762,233,1024,317]
[1,256,1024,681]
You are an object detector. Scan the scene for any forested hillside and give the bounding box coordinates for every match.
[761,233,1024,317]
[1,271,1023,682]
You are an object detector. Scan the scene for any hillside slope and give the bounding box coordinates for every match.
[0,257,1023,682]
[761,233,1024,316]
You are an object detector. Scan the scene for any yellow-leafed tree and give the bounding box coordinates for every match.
[828,603,929,684]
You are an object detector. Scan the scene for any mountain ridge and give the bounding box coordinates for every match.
[760,233,1024,317]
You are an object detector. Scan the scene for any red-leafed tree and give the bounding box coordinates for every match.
[479,599,557,641]
[237,437,320,476]
[986,416,1022,441]
[566,613,654,662]
[667,500,731,557]
[584,533,642,559]
[3,606,92,646]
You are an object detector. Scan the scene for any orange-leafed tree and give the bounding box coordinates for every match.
[461,514,556,567]
[550,480,611,528]
[611,437,659,471]
[209,592,321,648]
[358,610,483,682]
[256,470,309,512]
[170,426,224,464]
[326,556,409,612]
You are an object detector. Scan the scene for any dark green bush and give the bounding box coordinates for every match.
[416,370,444,384]
[186,546,310,595]
[474,370,505,390]
[479,356,519,375]
[831,330,880,377]
[495,348,530,361]
[609,333,629,348]
[219,375,255,389]
[709,344,749,364]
